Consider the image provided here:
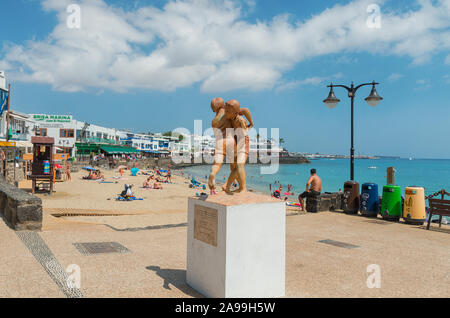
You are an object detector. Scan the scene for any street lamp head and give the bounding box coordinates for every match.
[323,85,340,109]
[365,82,383,107]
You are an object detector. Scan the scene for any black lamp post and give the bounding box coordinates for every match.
[323,81,383,181]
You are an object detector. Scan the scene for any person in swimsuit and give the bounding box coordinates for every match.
[298,169,322,212]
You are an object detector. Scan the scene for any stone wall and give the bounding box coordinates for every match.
[305,192,343,213]
[0,176,42,231]
[3,161,25,184]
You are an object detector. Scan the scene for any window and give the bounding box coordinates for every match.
[36,128,47,136]
[96,132,102,138]
[56,147,72,155]
[60,129,74,138]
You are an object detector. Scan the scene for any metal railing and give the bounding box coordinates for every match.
[76,137,121,145]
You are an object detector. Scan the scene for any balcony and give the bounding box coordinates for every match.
[10,132,28,141]
[76,137,121,145]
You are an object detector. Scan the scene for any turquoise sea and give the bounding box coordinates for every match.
[181,158,450,206]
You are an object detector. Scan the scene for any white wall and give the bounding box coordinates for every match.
[0,71,6,91]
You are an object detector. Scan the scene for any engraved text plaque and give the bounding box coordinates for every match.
[194,205,218,246]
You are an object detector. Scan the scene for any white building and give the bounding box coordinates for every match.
[28,114,122,156]
[0,71,6,91]
[118,132,182,157]
[29,114,76,155]
[74,121,120,145]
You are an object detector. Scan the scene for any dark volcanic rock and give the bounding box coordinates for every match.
[0,176,42,231]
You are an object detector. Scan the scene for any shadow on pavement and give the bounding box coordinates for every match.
[415,225,450,234]
[146,265,204,298]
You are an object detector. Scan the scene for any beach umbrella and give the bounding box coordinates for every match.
[130,167,139,176]
[82,166,96,171]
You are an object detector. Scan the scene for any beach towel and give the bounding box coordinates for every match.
[116,196,144,201]
[286,202,302,207]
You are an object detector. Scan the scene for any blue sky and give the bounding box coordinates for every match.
[1,0,450,158]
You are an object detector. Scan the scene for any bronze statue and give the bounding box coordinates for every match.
[208,98,252,194]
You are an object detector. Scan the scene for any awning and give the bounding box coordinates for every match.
[13,140,33,148]
[100,145,140,154]
[75,143,101,154]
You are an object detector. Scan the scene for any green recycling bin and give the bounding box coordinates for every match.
[381,185,402,221]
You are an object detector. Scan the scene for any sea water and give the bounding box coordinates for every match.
[181,158,450,214]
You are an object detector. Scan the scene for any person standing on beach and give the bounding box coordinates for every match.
[298,169,322,212]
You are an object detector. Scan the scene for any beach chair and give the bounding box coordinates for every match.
[427,189,450,230]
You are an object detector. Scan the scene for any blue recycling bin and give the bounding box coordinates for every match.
[360,183,379,217]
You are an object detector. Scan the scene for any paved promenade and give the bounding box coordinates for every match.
[1,207,448,297]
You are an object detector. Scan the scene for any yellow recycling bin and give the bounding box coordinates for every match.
[403,186,426,225]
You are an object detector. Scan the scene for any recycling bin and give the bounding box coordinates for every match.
[381,185,402,221]
[342,181,360,214]
[403,186,426,225]
[360,183,379,217]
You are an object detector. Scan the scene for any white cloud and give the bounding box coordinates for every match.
[445,54,450,64]
[275,73,344,92]
[1,0,450,93]
[416,78,431,89]
[387,73,403,82]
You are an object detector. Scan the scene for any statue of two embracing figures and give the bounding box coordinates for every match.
[208,97,254,195]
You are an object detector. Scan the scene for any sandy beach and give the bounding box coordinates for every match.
[20,167,299,231]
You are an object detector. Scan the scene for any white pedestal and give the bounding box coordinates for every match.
[187,193,285,298]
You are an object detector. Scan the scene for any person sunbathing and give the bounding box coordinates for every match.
[87,170,103,180]
[143,176,153,188]
[85,170,99,180]
[153,182,163,189]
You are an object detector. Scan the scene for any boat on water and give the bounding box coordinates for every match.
[368,166,377,169]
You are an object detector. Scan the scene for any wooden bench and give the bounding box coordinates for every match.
[427,198,450,230]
